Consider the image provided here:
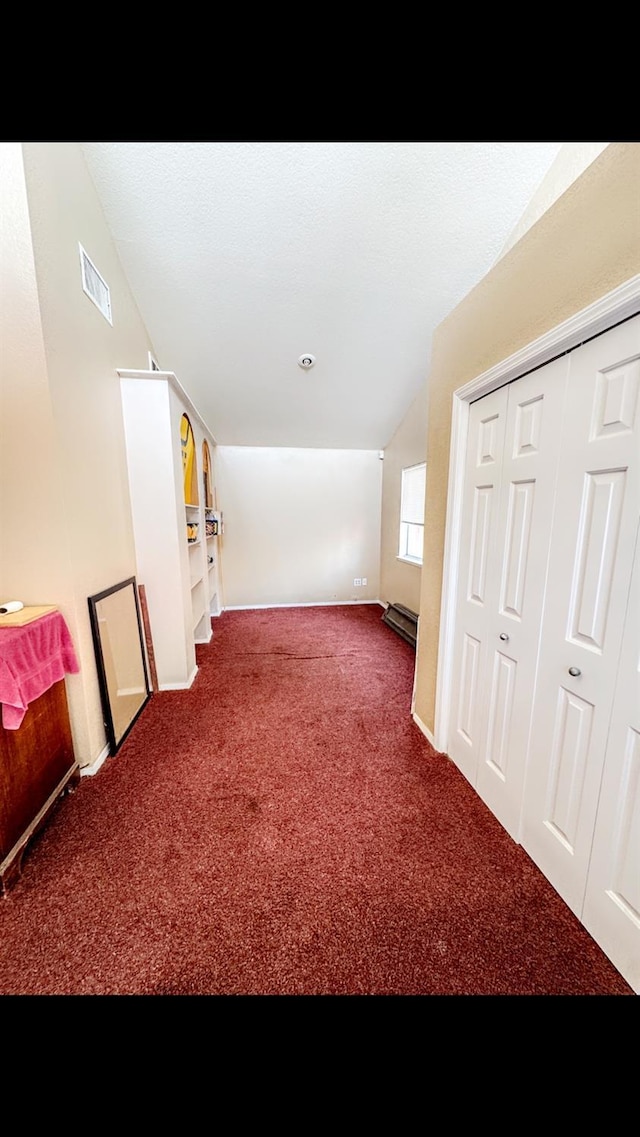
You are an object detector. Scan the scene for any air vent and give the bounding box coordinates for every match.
[382,603,418,649]
[79,244,112,324]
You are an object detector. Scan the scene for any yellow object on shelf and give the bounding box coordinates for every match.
[180,413,197,506]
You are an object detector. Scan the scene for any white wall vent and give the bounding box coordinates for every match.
[79,244,112,324]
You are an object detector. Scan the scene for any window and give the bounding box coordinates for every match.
[398,463,426,565]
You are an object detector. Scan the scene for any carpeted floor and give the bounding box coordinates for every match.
[0,604,633,995]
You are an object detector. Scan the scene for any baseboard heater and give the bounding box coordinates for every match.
[382,603,418,649]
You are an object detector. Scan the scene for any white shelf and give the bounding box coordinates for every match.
[119,367,221,686]
[194,613,212,643]
[191,576,205,627]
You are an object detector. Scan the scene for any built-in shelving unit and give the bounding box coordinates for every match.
[118,368,223,690]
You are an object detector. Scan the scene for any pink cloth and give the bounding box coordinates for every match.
[0,611,79,729]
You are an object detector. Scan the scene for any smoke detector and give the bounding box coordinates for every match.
[298,353,316,369]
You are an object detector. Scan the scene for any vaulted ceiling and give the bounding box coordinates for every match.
[81,141,567,450]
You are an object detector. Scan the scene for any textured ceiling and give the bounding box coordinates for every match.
[81,141,565,449]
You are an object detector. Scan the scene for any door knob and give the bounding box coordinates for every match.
[568,666,581,677]
[499,632,509,642]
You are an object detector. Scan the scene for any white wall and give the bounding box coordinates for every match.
[216,447,382,608]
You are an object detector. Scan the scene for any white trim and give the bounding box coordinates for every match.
[410,630,420,713]
[80,743,110,777]
[453,274,640,404]
[412,710,437,749]
[396,555,422,567]
[434,274,640,755]
[223,600,385,611]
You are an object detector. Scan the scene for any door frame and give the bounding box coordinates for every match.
[433,273,640,755]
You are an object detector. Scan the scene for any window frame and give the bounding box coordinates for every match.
[397,461,426,566]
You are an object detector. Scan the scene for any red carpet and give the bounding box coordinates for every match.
[0,604,633,995]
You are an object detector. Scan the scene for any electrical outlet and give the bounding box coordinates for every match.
[362,577,367,586]
[353,578,362,587]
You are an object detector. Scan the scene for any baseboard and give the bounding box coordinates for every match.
[159,665,199,691]
[80,742,110,777]
[223,600,385,611]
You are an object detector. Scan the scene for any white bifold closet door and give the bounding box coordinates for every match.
[448,312,640,992]
[448,354,570,840]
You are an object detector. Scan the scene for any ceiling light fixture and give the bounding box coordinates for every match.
[298,354,316,369]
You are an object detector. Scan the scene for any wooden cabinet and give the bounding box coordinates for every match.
[118,369,223,690]
[0,679,80,893]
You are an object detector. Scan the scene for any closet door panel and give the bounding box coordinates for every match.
[474,359,569,839]
[520,315,640,917]
[582,520,640,993]
[448,388,508,786]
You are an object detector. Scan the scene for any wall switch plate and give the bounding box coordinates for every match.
[353,578,362,586]
[362,578,367,586]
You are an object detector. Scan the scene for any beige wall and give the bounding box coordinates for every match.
[378,143,614,622]
[1,142,157,766]
[413,141,640,737]
[379,383,428,613]
[216,447,382,608]
[496,142,609,260]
